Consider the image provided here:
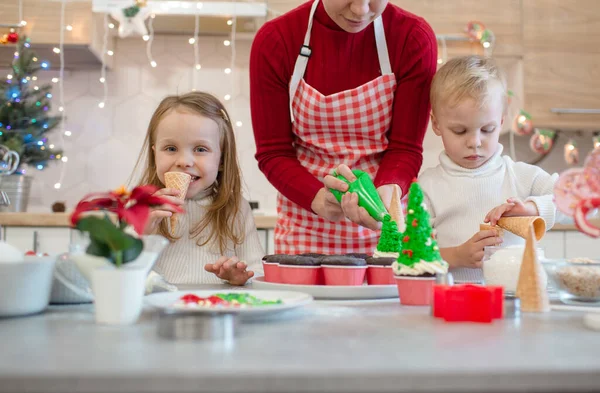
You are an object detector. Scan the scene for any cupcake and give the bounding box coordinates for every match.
[344,253,370,260]
[278,255,322,285]
[366,256,395,285]
[319,256,367,286]
[261,254,285,283]
[392,181,448,306]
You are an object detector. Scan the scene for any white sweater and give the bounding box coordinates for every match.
[152,191,265,285]
[419,145,558,282]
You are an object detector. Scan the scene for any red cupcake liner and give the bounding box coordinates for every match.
[279,265,322,285]
[395,276,435,305]
[366,265,395,285]
[322,265,367,286]
[262,261,280,283]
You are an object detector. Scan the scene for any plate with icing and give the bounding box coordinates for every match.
[144,289,313,315]
[251,277,398,300]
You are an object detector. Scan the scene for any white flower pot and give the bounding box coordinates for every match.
[92,267,146,325]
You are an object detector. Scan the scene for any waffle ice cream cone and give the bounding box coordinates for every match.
[479,223,504,237]
[497,216,546,241]
[516,225,550,313]
[389,184,405,232]
[164,172,191,235]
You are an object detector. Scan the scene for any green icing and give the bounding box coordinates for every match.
[376,214,402,252]
[396,181,442,267]
[215,293,283,306]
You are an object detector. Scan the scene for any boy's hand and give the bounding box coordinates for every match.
[144,188,185,234]
[205,256,254,286]
[484,198,539,226]
[452,230,503,268]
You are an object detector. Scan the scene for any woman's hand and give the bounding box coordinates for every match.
[205,256,254,286]
[484,198,539,226]
[322,164,394,231]
[144,188,184,234]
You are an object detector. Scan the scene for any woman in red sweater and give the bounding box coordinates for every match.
[250,0,437,254]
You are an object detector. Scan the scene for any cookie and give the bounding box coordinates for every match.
[318,255,367,266]
[278,255,321,266]
[366,256,395,266]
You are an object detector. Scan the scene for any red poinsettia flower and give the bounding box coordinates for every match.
[71,185,183,235]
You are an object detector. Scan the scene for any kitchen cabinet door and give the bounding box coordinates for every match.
[3,227,71,255]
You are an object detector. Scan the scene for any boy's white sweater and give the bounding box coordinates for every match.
[419,146,558,282]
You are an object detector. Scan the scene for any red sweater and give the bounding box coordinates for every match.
[250,1,437,212]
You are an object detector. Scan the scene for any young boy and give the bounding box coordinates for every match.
[419,55,558,283]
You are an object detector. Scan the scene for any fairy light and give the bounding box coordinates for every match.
[228,4,238,127]
[188,38,196,44]
[107,50,114,56]
[594,135,600,150]
[7,74,12,80]
[143,35,150,41]
[224,68,232,74]
[227,19,233,26]
[64,130,72,137]
[224,94,231,101]
[99,12,109,108]
[53,47,61,54]
[224,40,231,46]
[108,23,115,29]
[191,3,201,90]
[54,0,68,188]
[146,13,156,68]
[66,25,73,31]
[236,121,242,127]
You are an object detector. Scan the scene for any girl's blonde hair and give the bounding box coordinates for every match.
[131,91,243,254]
[430,55,507,115]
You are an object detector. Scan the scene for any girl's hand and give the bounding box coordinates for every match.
[205,256,254,286]
[484,198,539,226]
[144,188,185,234]
[451,230,503,269]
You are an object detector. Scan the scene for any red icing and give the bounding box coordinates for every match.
[403,235,410,243]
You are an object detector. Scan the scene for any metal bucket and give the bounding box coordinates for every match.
[0,175,33,212]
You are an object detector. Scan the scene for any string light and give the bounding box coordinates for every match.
[228,4,238,127]
[224,94,231,101]
[143,35,150,41]
[99,13,109,108]
[66,25,73,31]
[224,40,231,46]
[107,50,114,56]
[54,0,68,188]
[64,131,72,137]
[594,135,600,150]
[108,23,115,29]
[191,2,200,90]
[227,19,233,26]
[146,13,156,68]
[224,68,231,74]
[53,47,61,54]
[236,121,242,127]
[52,77,59,83]
[188,38,196,44]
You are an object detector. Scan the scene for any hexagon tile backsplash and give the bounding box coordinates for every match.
[25,35,278,214]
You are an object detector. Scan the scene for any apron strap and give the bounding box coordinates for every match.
[288,0,394,122]
[289,0,320,122]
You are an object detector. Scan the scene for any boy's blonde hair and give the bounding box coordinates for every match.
[131,91,244,254]
[430,55,507,115]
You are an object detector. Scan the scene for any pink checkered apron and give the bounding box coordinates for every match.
[276,0,397,254]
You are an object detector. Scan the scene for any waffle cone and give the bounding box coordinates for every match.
[497,216,546,241]
[389,184,405,232]
[164,172,191,235]
[516,225,550,313]
[479,223,504,237]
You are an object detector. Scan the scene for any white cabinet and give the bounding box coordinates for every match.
[2,227,72,255]
[565,232,600,259]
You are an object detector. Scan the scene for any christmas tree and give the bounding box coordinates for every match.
[0,36,62,172]
[376,214,402,253]
[398,180,442,267]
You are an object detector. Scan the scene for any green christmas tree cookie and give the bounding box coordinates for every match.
[397,181,442,267]
[376,214,402,253]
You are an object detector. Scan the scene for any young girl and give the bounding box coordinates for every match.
[132,92,264,286]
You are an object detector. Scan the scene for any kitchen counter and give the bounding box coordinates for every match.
[0,212,278,229]
[1,291,599,393]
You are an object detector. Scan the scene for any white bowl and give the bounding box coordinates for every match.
[0,256,56,317]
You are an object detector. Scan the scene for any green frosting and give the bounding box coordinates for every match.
[396,181,443,267]
[376,214,402,252]
[215,293,283,306]
[329,169,388,221]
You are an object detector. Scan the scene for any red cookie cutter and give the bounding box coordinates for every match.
[433,284,504,323]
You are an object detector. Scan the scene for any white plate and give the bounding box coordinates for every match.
[144,289,313,315]
[252,277,398,300]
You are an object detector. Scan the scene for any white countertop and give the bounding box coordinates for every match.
[0,288,599,393]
